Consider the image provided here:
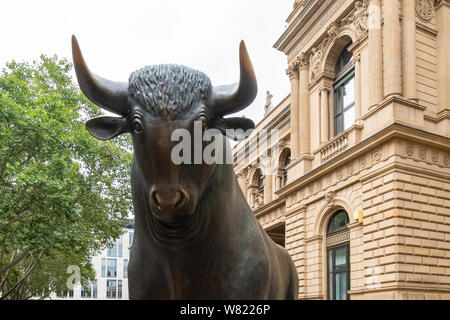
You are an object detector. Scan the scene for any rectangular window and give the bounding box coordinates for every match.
[118,237,123,258]
[327,244,350,300]
[107,259,117,278]
[334,72,355,136]
[92,280,97,299]
[106,280,117,299]
[118,280,122,299]
[81,282,91,298]
[123,259,128,279]
[107,241,118,257]
[101,258,106,277]
[129,233,134,246]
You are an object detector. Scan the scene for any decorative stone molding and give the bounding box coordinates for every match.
[401,141,450,168]
[342,0,369,38]
[326,229,350,247]
[293,0,307,9]
[297,52,309,70]
[434,0,450,8]
[416,0,434,21]
[324,191,336,207]
[309,38,327,80]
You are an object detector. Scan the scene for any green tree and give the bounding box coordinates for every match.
[0,55,132,299]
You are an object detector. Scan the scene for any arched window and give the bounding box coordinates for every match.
[257,170,264,194]
[282,151,291,187]
[333,44,355,136]
[326,210,350,300]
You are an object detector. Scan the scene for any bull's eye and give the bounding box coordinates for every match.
[133,119,144,134]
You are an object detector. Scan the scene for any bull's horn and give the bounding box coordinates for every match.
[213,41,257,116]
[71,35,129,116]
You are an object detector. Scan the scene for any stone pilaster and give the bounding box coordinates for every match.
[353,54,362,121]
[402,0,418,101]
[436,0,450,112]
[383,0,402,97]
[286,61,300,160]
[298,53,312,174]
[368,0,383,108]
[320,87,330,144]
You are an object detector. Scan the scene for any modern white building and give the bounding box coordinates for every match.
[52,219,134,300]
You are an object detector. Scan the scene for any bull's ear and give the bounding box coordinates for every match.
[85,116,130,140]
[213,117,255,141]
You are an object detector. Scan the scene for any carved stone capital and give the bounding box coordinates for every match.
[286,67,299,80]
[298,52,309,70]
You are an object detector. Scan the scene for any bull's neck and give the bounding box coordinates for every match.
[139,163,239,252]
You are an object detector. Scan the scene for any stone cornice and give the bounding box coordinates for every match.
[275,122,450,198]
[274,0,350,58]
[253,196,285,218]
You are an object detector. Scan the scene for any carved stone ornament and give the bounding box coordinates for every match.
[310,38,327,80]
[342,0,369,39]
[325,191,336,206]
[416,0,434,21]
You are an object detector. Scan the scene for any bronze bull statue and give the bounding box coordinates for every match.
[71,35,298,299]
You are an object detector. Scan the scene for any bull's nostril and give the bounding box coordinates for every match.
[174,191,184,208]
[152,191,162,210]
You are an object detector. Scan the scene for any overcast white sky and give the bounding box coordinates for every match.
[0,0,293,125]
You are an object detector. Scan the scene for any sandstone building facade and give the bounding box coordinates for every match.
[233,0,450,299]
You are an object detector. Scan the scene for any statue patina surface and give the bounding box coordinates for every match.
[71,35,299,299]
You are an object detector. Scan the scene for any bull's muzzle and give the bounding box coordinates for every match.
[150,187,190,213]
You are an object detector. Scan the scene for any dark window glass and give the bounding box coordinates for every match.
[326,210,350,300]
[118,280,122,299]
[101,258,106,277]
[106,280,117,299]
[92,281,97,299]
[123,259,128,279]
[282,152,291,187]
[327,210,349,233]
[107,259,117,278]
[118,237,123,258]
[333,44,355,136]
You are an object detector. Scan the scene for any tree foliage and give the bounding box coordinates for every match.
[0,55,132,299]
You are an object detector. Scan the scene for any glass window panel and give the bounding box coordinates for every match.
[107,259,117,278]
[118,280,122,299]
[334,246,347,271]
[107,242,117,257]
[335,272,347,300]
[123,259,128,279]
[107,280,116,299]
[343,77,355,108]
[101,258,106,277]
[118,237,123,258]
[328,273,334,300]
[335,115,343,136]
[335,88,343,113]
[333,211,348,232]
[343,105,355,131]
[92,281,97,299]
[129,233,134,246]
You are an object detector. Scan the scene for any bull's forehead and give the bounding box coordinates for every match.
[128,64,212,119]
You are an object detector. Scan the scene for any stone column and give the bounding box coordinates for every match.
[320,87,329,144]
[354,55,362,120]
[383,0,402,97]
[368,0,383,107]
[298,53,311,156]
[264,171,273,204]
[286,61,300,160]
[436,0,450,112]
[402,0,418,101]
